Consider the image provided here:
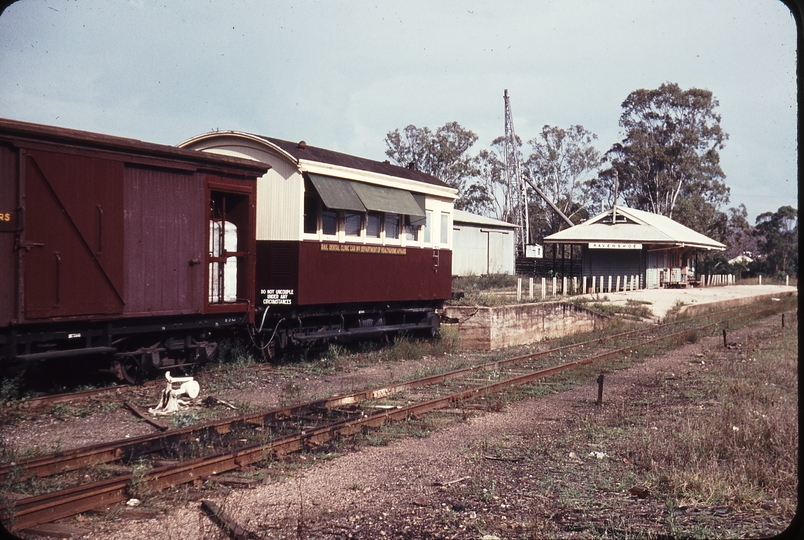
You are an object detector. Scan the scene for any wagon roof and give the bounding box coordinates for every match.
[544,206,726,250]
[255,135,450,189]
[0,117,270,175]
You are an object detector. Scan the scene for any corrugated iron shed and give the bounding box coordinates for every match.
[453,210,519,229]
[452,210,517,276]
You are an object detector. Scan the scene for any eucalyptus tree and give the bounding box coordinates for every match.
[384,122,479,208]
[523,124,601,234]
[458,136,524,222]
[605,82,730,227]
[754,205,798,276]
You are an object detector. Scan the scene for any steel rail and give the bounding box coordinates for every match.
[3,301,792,531]
[0,296,792,485]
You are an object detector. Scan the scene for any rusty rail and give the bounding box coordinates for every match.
[3,299,794,531]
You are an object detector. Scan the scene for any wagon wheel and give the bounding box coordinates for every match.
[427,313,441,338]
[112,357,140,384]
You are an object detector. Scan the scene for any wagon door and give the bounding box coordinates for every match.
[21,149,125,319]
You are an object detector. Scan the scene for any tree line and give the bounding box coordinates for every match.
[384,82,797,278]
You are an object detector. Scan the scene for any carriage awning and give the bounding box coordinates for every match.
[307,173,426,218]
[307,174,366,213]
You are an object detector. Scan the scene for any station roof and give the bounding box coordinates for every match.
[453,210,519,229]
[543,206,726,251]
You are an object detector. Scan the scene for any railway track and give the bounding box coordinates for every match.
[1,297,795,532]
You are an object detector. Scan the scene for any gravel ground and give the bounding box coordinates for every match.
[78,313,796,540]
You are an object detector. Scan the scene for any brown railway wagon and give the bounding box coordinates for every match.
[258,241,452,306]
[180,131,458,349]
[0,118,268,377]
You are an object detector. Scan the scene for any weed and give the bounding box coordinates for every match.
[170,411,201,429]
[664,299,689,321]
[214,338,259,367]
[280,381,304,406]
[453,274,519,292]
[127,460,154,500]
[434,323,461,354]
[50,403,74,421]
[0,373,22,405]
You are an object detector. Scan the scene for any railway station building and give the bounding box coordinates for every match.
[543,205,726,289]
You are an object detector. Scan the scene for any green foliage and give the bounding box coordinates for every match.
[214,337,259,367]
[0,373,22,405]
[752,205,798,276]
[524,124,602,237]
[602,82,730,235]
[453,274,518,292]
[384,122,479,207]
[127,460,154,500]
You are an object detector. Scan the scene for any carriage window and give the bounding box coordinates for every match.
[385,213,400,240]
[367,212,382,238]
[440,213,449,244]
[322,208,337,236]
[424,211,432,243]
[344,212,362,237]
[303,193,317,234]
[404,216,418,241]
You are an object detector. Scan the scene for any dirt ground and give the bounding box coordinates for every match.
[2,287,797,540]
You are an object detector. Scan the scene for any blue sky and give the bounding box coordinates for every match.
[0,0,797,223]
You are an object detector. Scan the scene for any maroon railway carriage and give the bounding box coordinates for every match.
[180,131,458,353]
[0,118,268,381]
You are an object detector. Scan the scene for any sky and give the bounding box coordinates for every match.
[0,0,797,224]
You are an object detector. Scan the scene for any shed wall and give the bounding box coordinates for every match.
[582,248,644,289]
[452,225,515,276]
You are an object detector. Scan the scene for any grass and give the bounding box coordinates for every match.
[639,332,797,510]
[522,316,798,538]
[570,295,655,320]
[272,325,462,380]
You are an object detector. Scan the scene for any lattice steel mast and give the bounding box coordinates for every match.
[503,89,529,255]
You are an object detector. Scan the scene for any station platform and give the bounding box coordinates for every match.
[588,284,798,320]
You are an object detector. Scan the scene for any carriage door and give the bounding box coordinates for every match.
[207,187,252,307]
[21,149,124,319]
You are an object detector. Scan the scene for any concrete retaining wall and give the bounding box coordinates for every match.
[443,302,612,350]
